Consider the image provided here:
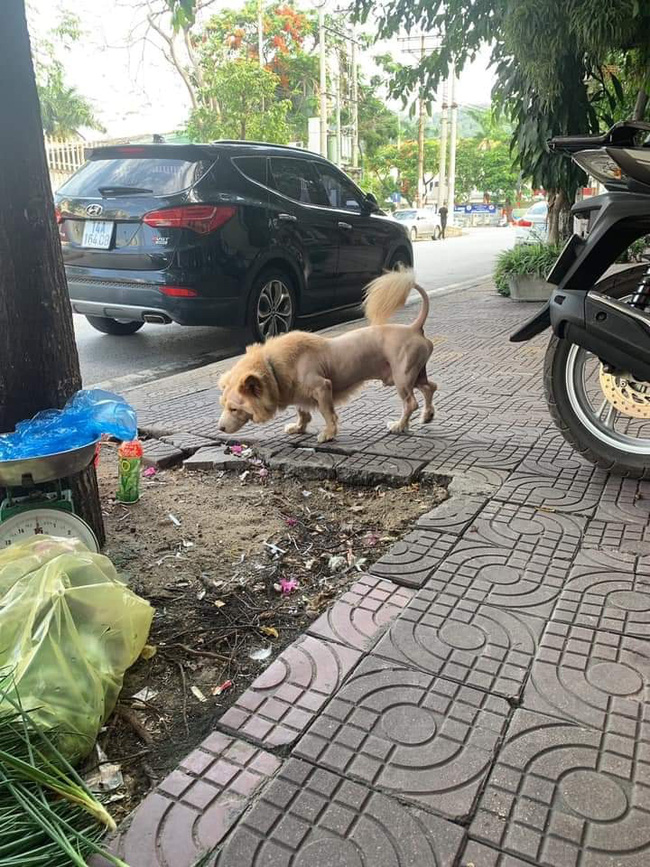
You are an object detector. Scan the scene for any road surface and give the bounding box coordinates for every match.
[77,226,514,390]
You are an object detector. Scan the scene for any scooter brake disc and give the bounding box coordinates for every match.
[599,367,650,418]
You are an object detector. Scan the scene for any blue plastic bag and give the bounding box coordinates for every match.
[0,390,137,461]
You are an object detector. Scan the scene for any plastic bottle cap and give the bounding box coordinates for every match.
[118,439,143,458]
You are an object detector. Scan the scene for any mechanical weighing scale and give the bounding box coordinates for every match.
[0,441,100,552]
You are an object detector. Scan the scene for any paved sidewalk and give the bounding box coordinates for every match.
[100,281,650,867]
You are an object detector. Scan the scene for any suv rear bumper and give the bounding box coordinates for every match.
[66,272,247,327]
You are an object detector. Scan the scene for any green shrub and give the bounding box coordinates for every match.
[616,236,650,264]
[494,243,562,296]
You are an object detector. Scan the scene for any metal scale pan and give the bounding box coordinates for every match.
[0,441,99,488]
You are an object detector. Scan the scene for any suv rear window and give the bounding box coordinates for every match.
[58,158,211,197]
[233,156,268,186]
[269,158,326,206]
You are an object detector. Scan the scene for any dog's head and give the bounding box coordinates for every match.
[218,353,279,433]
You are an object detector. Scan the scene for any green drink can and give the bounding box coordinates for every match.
[116,440,142,503]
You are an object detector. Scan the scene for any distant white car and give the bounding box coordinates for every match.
[391,208,442,241]
[515,201,548,244]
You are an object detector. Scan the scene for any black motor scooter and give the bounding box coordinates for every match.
[511,120,650,478]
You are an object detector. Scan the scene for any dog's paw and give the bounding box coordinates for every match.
[389,421,407,434]
[317,430,335,443]
[285,423,305,435]
[420,409,435,424]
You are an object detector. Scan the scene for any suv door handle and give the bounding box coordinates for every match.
[278,213,297,222]
[338,221,353,230]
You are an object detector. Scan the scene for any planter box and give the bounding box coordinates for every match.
[507,274,553,302]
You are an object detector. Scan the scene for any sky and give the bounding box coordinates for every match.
[29,0,496,140]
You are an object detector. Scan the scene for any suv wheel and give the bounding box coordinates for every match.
[85,316,145,335]
[389,249,412,271]
[248,268,297,342]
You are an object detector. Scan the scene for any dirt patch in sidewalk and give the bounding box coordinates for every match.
[91,458,447,820]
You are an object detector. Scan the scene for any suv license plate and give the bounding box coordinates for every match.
[82,220,114,249]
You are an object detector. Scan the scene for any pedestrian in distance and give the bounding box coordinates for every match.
[439,203,448,239]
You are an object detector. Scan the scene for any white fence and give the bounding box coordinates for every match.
[45,137,105,191]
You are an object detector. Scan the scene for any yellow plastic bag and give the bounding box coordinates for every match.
[0,535,153,762]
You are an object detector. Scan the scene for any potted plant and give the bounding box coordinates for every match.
[494,243,561,301]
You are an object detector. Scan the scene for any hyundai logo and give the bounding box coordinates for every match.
[86,203,103,217]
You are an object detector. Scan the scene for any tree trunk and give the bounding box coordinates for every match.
[546,188,571,246]
[0,0,104,546]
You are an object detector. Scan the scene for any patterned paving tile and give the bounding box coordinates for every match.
[583,518,650,555]
[416,495,487,535]
[424,541,571,619]
[467,501,586,561]
[294,656,509,821]
[441,466,510,496]
[460,840,533,867]
[219,636,361,747]
[471,709,650,866]
[213,758,466,867]
[92,732,280,867]
[335,453,427,486]
[267,445,345,480]
[553,549,650,638]
[369,530,457,588]
[374,592,543,700]
[523,621,650,734]
[421,438,532,475]
[594,477,650,525]
[494,466,609,516]
[517,431,593,477]
[362,433,450,461]
[307,574,414,651]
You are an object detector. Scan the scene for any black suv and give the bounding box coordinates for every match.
[55,142,412,340]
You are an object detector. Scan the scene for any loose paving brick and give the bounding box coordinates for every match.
[494,465,609,516]
[369,529,457,588]
[594,476,650,525]
[335,453,426,486]
[523,621,650,733]
[467,501,586,561]
[183,446,250,472]
[374,591,543,700]
[294,656,509,821]
[213,758,466,867]
[160,432,221,454]
[443,466,510,496]
[141,438,185,469]
[471,708,650,867]
[552,548,650,637]
[424,541,571,619]
[93,732,280,867]
[416,495,487,535]
[218,635,361,747]
[266,445,344,480]
[307,574,413,651]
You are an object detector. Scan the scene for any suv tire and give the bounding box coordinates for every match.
[247,268,297,342]
[85,316,145,335]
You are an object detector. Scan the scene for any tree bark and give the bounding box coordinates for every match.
[546,188,570,246]
[633,88,648,122]
[0,0,104,546]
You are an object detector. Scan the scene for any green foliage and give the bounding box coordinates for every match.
[364,139,439,205]
[31,12,104,138]
[454,138,521,203]
[493,243,562,296]
[187,60,291,143]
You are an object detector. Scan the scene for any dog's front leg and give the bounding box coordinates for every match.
[313,379,338,442]
[285,408,312,435]
[390,389,418,434]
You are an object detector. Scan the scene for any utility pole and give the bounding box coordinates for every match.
[350,35,359,168]
[335,61,342,165]
[257,0,264,66]
[416,34,426,207]
[437,77,449,210]
[447,63,458,225]
[318,6,327,156]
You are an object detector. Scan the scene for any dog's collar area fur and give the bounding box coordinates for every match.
[265,356,282,396]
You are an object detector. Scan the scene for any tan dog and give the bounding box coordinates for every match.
[218,268,436,442]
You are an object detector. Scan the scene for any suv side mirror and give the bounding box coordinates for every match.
[364,191,379,211]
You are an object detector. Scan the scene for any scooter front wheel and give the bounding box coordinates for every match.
[544,333,650,478]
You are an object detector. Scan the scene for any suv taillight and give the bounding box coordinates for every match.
[143,205,236,234]
[517,218,533,227]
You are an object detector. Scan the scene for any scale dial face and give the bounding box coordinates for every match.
[0,509,99,552]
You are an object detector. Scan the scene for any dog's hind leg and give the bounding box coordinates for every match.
[416,368,438,424]
[285,408,312,435]
[390,386,419,433]
[313,379,339,443]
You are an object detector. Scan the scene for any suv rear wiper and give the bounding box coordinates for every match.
[98,185,154,196]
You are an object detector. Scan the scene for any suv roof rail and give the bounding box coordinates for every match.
[210,139,320,155]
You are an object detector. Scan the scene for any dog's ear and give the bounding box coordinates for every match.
[241,373,263,397]
[219,371,232,391]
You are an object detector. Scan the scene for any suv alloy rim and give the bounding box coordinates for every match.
[257,279,293,339]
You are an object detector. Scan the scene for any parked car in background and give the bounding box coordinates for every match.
[514,201,548,244]
[390,208,442,241]
[54,142,412,341]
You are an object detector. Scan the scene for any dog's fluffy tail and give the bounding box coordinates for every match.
[363,267,429,331]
